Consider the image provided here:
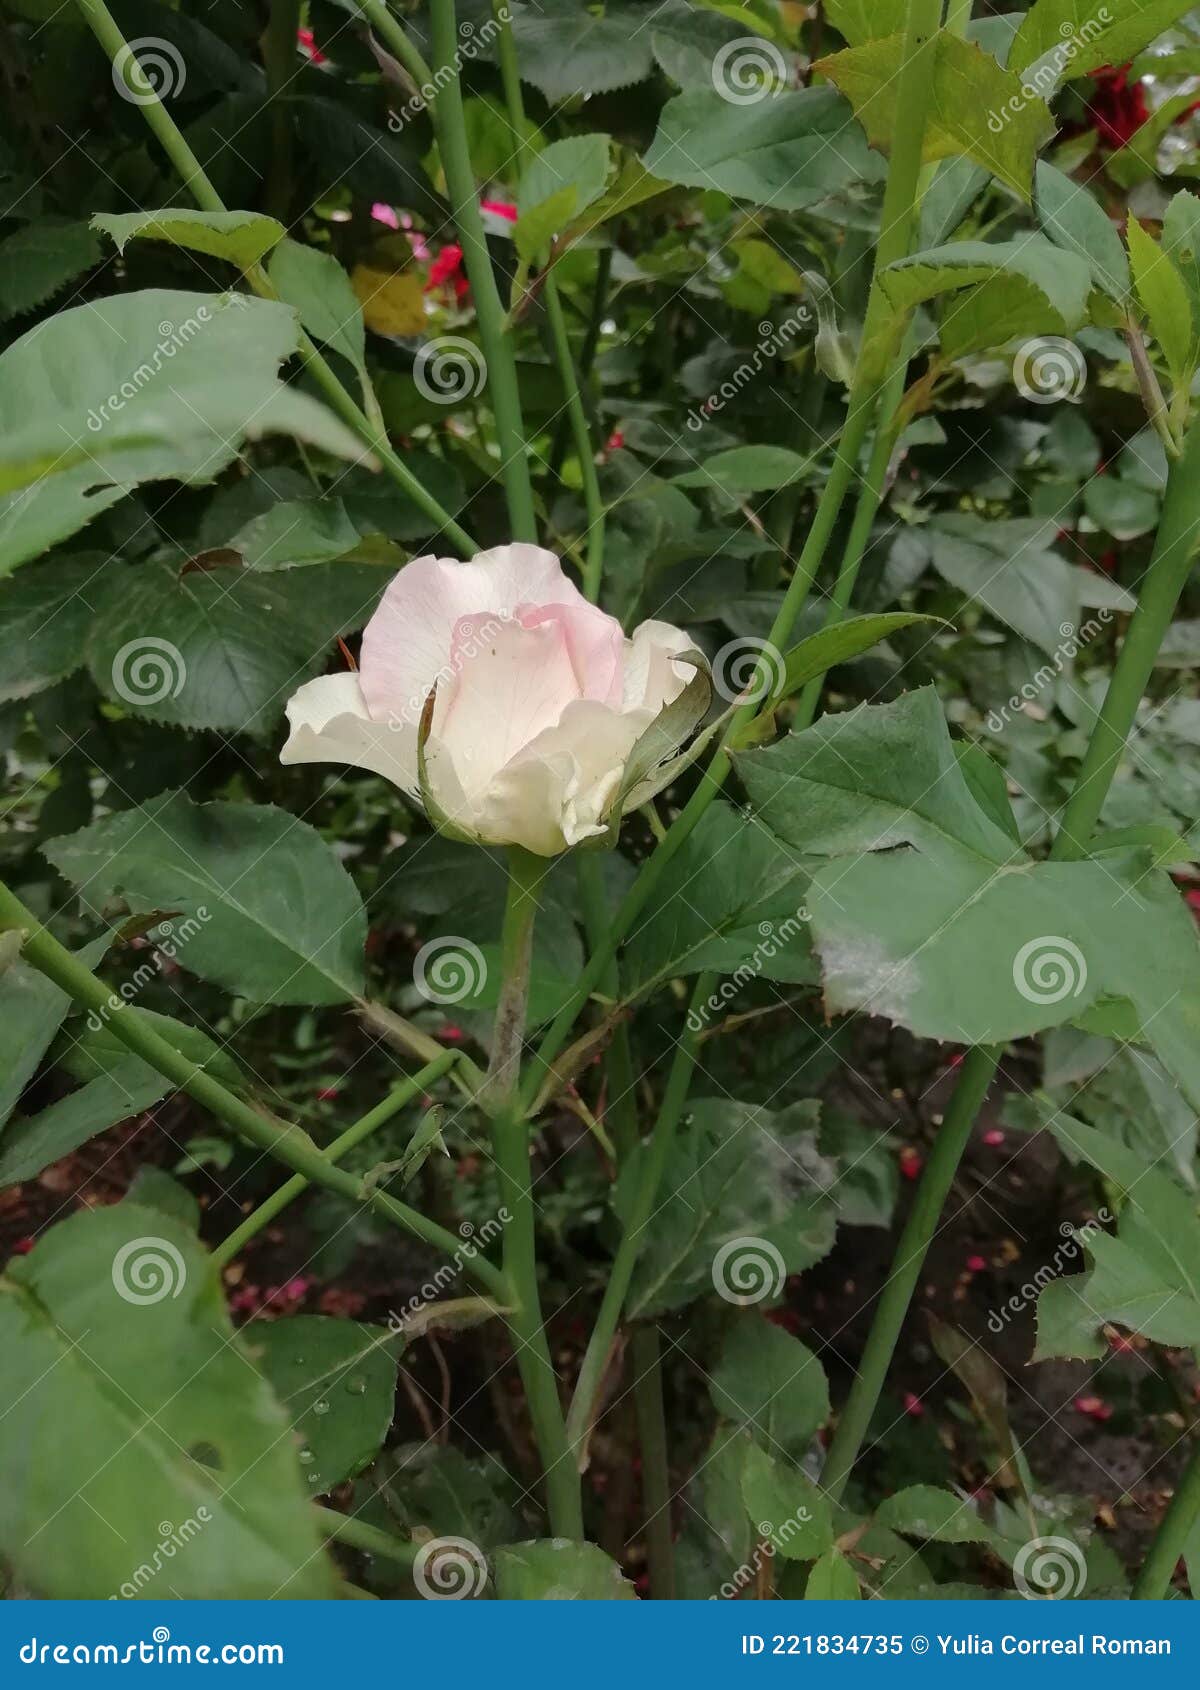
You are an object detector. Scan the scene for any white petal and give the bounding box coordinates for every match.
[280,672,420,792]
[479,701,651,856]
[622,619,697,714]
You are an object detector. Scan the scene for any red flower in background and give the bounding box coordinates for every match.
[426,242,469,303]
[297,27,327,65]
[1087,64,1150,149]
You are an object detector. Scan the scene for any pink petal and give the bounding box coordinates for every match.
[371,202,400,228]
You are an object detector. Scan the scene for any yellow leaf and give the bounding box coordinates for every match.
[350,266,427,338]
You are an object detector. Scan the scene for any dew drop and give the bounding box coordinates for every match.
[312,1399,330,1416]
[345,1375,367,1396]
[299,1447,316,1465]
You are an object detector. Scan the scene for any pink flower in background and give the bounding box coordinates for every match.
[281,545,696,856]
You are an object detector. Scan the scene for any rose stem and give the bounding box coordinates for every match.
[516,0,945,1114]
[821,413,1200,1502]
[0,882,509,1301]
[73,0,478,557]
[488,849,584,1538]
[210,1052,458,1270]
[485,0,674,1578]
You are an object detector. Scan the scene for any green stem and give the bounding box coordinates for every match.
[0,882,508,1302]
[564,977,709,1459]
[489,852,582,1536]
[211,1054,458,1270]
[517,0,943,1111]
[1133,1439,1200,1598]
[821,416,1200,1501]
[422,0,537,542]
[630,1325,675,1600]
[263,0,301,222]
[74,0,477,557]
[550,249,612,481]
[315,1505,419,1568]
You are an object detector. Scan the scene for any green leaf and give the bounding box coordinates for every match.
[816,33,1054,202]
[515,135,612,263]
[92,209,285,271]
[1127,213,1197,393]
[674,445,812,493]
[616,1098,836,1318]
[43,791,366,1007]
[779,612,941,701]
[83,558,388,735]
[1012,0,1198,86]
[878,238,1092,358]
[0,218,101,321]
[0,290,368,575]
[623,802,813,993]
[877,1485,1003,1547]
[268,238,367,386]
[1035,162,1130,302]
[806,1547,861,1598]
[1033,1274,1106,1362]
[225,499,361,571]
[643,86,884,213]
[0,556,103,702]
[739,1443,833,1560]
[1084,475,1161,541]
[0,936,109,1132]
[493,1539,636,1599]
[741,693,1200,1113]
[510,0,655,100]
[648,0,755,87]
[0,1205,334,1597]
[1162,190,1200,329]
[927,515,1079,655]
[707,1316,830,1459]
[824,0,908,45]
[125,1165,201,1230]
[248,1316,399,1495]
